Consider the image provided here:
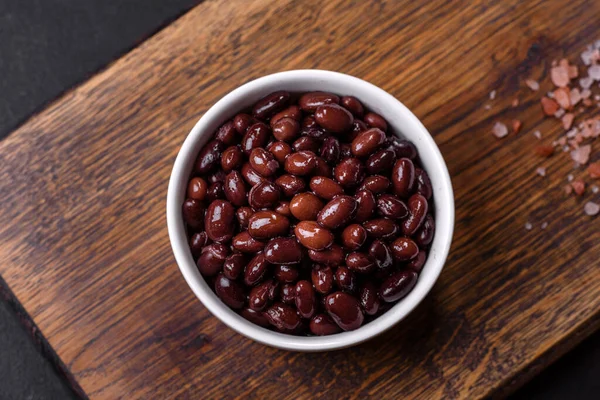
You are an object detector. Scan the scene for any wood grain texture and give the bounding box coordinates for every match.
[1,0,599,398]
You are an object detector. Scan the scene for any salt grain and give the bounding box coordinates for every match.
[581,89,592,99]
[570,88,582,106]
[541,222,548,229]
[580,76,594,89]
[563,145,571,153]
[562,113,575,130]
[588,65,600,80]
[525,222,532,230]
[583,202,600,216]
[570,144,592,164]
[492,122,508,138]
[554,109,565,118]
[533,130,542,139]
[489,90,496,100]
[551,65,570,87]
[567,174,574,182]
[566,128,579,138]
[484,104,492,110]
[536,167,546,177]
[592,185,599,194]
[582,49,594,65]
[525,79,540,91]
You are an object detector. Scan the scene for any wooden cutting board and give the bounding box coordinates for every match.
[1,0,599,398]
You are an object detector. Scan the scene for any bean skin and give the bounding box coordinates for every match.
[366,148,396,174]
[392,158,416,198]
[248,210,290,240]
[267,141,292,164]
[249,279,278,311]
[224,171,248,206]
[240,308,270,327]
[415,214,435,247]
[334,158,364,188]
[299,91,340,112]
[264,237,303,265]
[295,280,317,319]
[271,105,302,126]
[293,136,321,153]
[313,157,332,178]
[232,231,265,253]
[290,192,324,220]
[274,265,300,283]
[315,104,354,133]
[206,182,224,203]
[241,163,268,187]
[377,194,408,220]
[208,169,226,184]
[317,195,357,229]
[354,190,376,223]
[197,243,228,276]
[380,270,418,302]
[221,146,244,172]
[364,112,388,132]
[402,194,428,236]
[407,250,427,273]
[341,224,367,250]
[294,221,334,251]
[182,198,205,230]
[308,244,344,267]
[274,201,291,216]
[275,174,306,197]
[310,314,342,335]
[195,139,224,175]
[284,151,317,176]
[310,176,344,200]
[369,240,393,270]
[189,232,210,259]
[252,90,290,119]
[236,206,253,228]
[272,117,300,142]
[215,274,246,309]
[415,168,433,200]
[223,253,246,280]
[311,265,334,294]
[363,218,398,240]
[205,200,235,243]
[359,175,390,194]
[244,253,270,286]
[280,284,296,305]
[249,148,279,177]
[234,113,255,134]
[320,136,341,165]
[242,122,270,154]
[334,266,356,292]
[325,292,364,331]
[346,252,376,274]
[248,181,281,209]
[340,96,364,118]
[265,302,302,332]
[359,282,380,315]
[388,138,417,160]
[348,120,367,142]
[390,237,419,261]
[215,120,238,146]
[301,115,317,129]
[351,128,386,158]
[187,177,208,201]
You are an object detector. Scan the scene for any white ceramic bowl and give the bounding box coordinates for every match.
[167,70,454,351]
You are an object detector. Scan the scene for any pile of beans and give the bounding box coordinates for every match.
[183,90,435,336]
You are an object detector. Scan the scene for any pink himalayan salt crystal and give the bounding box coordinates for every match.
[582,48,595,65]
[592,185,599,194]
[562,113,574,130]
[536,167,546,177]
[541,222,548,229]
[551,65,570,87]
[525,222,533,231]
[584,202,600,216]
[580,76,594,89]
[581,89,592,99]
[492,122,508,138]
[570,144,592,164]
[525,79,540,91]
[567,174,574,182]
[589,65,600,80]
[554,108,565,118]
[570,88,582,106]
[566,128,579,138]
[489,90,496,100]
[533,130,542,140]
[484,104,492,110]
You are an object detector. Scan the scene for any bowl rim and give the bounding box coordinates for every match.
[167,69,454,351]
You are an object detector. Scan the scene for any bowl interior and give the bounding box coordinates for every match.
[167,70,454,351]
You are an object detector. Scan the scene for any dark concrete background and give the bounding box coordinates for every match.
[0,1,598,399]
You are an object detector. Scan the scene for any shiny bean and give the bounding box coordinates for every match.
[340,96,364,118]
[359,175,390,194]
[223,253,246,280]
[354,190,376,223]
[308,244,344,267]
[315,104,354,133]
[415,168,433,200]
[284,151,317,176]
[347,120,367,142]
[267,141,292,164]
[389,138,417,160]
[274,265,300,283]
[402,194,428,236]
[317,195,357,229]
[290,192,324,220]
[364,112,388,132]
[272,117,300,142]
[310,176,344,200]
[206,182,224,203]
[265,302,301,332]
[249,280,278,311]
[369,240,393,270]
[208,169,226,184]
[299,91,340,112]
[215,274,246,309]
[359,282,380,315]
[275,174,306,197]
[295,280,317,319]
[264,237,303,265]
[302,115,317,129]
[310,314,342,335]
[197,243,228,276]
[341,224,367,250]
[313,157,332,178]
[248,181,281,209]
[311,265,334,294]
[346,252,376,273]
[325,292,364,331]
[232,231,265,253]
[244,253,270,286]
[294,221,334,251]
[377,194,408,220]
[234,113,255,134]
[407,250,427,272]
[380,270,418,302]
[351,128,386,158]
[252,90,290,119]
[224,171,247,206]
[205,200,236,242]
[390,237,419,261]
[334,157,364,188]
[392,158,416,198]
[248,210,290,240]
[194,139,224,174]
[334,266,356,292]
[293,136,321,153]
[249,148,279,177]
[236,206,253,228]
[280,284,296,305]
[364,218,398,239]
[242,122,270,154]
[274,201,291,216]
[182,198,205,230]
[240,307,270,327]
[241,163,268,187]
[340,142,353,158]
[189,232,210,258]
[187,177,208,201]
[215,120,237,146]
[320,136,340,165]
[415,214,435,247]
[366,148,396,174]
[271,105,302,126]
[221,146,244,172]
